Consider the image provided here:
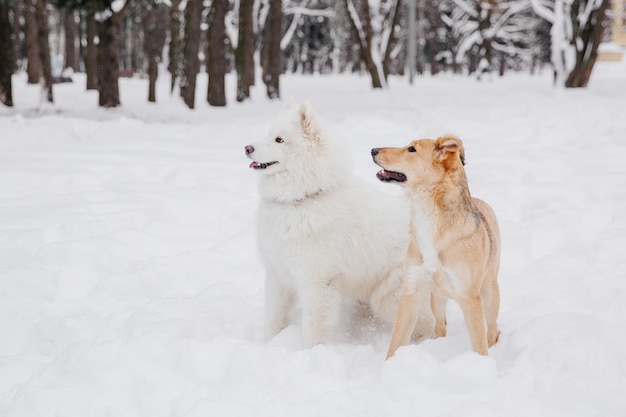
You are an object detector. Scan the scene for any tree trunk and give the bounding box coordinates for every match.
[144,4,159,102]
[382,0,403,80]
[97,16,119,107]
[207,0,227,106]
[564,0,608,88]
[155,6,167,60]
[345,0,384,88]
[25,0,40,84]
[180,0,202,109]
[477,0,495,77]
[168,0,182,93]
[11,0,23,66]
[97,0,132,108]
[429,0,440,76]
[262,0,282,99]
[235,0,255,102]
[85,8,98,90]
[0,2,14,107]
[415,0,426,75]
[35,0,53,103]
[64,8,78,71]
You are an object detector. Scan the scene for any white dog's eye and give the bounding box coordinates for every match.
[275,137,284,143]
[407,146,416,152]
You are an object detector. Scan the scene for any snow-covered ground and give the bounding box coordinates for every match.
[1,63,626,417]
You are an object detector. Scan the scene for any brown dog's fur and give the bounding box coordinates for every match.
[372,136,500,358]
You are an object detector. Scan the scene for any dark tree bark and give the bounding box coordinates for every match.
[10,0,23,65]
[235,0,255,102]
[97,0,132,108]
[180,0,202,109]
[25,0,40,84]
[97,16,120,106]
[35,0,53,103]
[167,0,182,93]
[144,4,159,102]
[85,7,98,90]
[262,0,282,99]
[64,8,78,71]
[565,0,609,88]
[207,0,227,106]
[0,1,14,106]
[155,5,167,60]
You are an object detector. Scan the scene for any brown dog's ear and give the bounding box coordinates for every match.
[435,136,465,167]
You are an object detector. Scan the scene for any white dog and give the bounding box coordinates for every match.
[245,99,420,346]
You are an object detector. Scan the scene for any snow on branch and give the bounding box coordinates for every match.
[491,1,531,35]
[284,7,335,17]
[281,0,311,50]
[578,0,604,26]
[346,0,367,46]
[456,30,482,62]
[530,0,554,22]
[379,0,399,63]
[450,0,479,18]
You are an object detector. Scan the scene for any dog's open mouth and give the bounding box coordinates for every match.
[249,161,278,170]
[376,169,407,182]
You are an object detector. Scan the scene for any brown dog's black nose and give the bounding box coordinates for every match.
[245,145,255,155]
[371,148,379,156]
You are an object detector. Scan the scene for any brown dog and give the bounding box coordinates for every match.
[371,136,500,358]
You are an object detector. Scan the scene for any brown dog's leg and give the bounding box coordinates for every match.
[386,291,426,359]
[431,294,447,338]
[481,273,500,347]
[458,294,489,355]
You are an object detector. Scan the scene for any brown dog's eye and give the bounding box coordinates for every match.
[407,146,416,152]
[275,137,284,143]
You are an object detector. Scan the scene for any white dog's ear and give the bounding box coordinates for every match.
[287,96,298,109]
[299,101,319,138]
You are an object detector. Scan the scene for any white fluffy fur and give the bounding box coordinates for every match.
[246,100,410,346]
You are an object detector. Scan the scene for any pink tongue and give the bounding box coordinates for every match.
[249,161,259,169]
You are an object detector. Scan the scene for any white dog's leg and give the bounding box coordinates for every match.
[265,273,295,341]
[300,278,341,346]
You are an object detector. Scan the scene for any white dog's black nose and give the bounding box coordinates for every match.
[245,145,255,155]
[371,148,379,156]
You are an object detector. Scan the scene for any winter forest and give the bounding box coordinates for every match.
[0,0,614,109]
